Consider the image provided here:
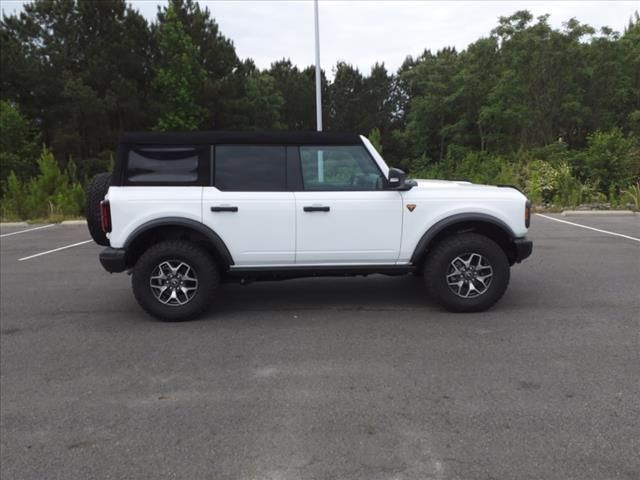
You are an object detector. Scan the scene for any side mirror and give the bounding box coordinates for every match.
[387,167,416,191]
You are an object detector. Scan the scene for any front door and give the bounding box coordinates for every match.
[294,145,403,264]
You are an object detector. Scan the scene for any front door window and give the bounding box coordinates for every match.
[299,146,385,191]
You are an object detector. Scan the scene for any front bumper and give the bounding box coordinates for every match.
[513,238,533,263]
[99,248,127,273]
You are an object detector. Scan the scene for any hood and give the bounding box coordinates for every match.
[413,178,505,191]
[414,178,474,187]
[408,179,526,200]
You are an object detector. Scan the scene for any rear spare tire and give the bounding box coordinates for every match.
[86,172,112,246]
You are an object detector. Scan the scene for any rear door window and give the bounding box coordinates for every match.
[214,146,287,191]
[125,146,207,185]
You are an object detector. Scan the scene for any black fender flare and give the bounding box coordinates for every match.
[124,217,234,266]
[410,213,516,264]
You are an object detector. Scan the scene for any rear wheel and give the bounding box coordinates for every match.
[86,172,112,246]
[132,241,219,321]
[424,233,510,312]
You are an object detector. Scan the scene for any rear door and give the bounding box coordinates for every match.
[293,145,403,264]
[201,145,296,266]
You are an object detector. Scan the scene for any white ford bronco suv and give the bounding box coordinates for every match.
[86,131,532,321]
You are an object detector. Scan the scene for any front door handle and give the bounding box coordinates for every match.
[303,206,330,212]
[211,206,238,212]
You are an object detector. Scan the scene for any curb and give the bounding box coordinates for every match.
[0,221,29,227]
[1,220,87,227]
[561,210,636,216]
[60,220,87,226]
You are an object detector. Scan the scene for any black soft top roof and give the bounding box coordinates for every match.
[120,130,363,146]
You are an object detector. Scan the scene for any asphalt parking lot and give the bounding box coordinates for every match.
[1,214,639,480]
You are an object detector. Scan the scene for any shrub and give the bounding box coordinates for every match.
[0,147,85,221]
[408,132,638,207]
[621,182,640,209]
[583,129,637,193]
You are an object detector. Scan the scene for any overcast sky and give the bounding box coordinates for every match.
[4,1,639,75]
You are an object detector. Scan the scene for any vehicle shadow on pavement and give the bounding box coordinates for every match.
[210,275,434,315]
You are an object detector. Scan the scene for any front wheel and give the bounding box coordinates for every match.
[424,233,510,312]
[132,241,219,321]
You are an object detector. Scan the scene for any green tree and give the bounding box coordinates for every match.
[1,0,153,161]
[156,0,242,129]
[268,59,319,130]
[0,100,40,184]
[328,62,365,131]
[401,48,461,162]
[152,3,205,130]
[226,61,285,129]
[221,59,284,129]
[245,72,284,129]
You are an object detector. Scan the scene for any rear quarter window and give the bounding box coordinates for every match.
[125,146,208,185]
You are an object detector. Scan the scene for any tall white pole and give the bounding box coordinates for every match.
[314,0,323,132]
[314,0,324,181]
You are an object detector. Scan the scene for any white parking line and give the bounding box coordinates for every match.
[0,224,55,238]
[536,213,640,243]
[18,240,94,261]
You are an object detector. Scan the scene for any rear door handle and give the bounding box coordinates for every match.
[303,206,330,212]
[211,206,238,212]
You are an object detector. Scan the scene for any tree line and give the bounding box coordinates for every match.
[1,0,639,219]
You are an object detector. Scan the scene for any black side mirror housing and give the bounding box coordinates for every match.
[387,167,416,191]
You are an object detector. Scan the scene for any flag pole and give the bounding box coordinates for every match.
[314,0,324,181]
[314,0,323,132]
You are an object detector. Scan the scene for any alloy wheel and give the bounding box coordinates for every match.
[446,253,493,298]
[149,260,199,306]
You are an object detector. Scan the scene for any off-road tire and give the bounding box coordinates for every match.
[86,172,112,246]
[424,233,510,313]
[132,241,219,322]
